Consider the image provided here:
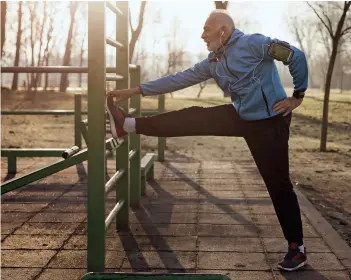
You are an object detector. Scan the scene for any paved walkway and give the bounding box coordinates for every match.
[1,156,351,280]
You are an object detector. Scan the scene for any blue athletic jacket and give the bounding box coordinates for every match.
[140,29,308,120]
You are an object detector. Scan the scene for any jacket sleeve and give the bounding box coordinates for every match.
[139,58,212,96]
[248,33,308,94]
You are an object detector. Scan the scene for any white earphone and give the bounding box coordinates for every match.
[215,35,267,93]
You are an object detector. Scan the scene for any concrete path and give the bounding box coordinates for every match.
[1,156,351,280]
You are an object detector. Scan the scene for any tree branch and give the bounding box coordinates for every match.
[135,2,146,35]
[340,26,351,37]
[129,1,147,63]
[307,2,334,38]
[320,4,334,35]
[129,8,134,33]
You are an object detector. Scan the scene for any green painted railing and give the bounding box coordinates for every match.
[85,1,155,272]
[1,1,166,273]
[81,273,231,280]
[1,68,166,161]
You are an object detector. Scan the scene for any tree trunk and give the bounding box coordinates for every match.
[34,1,47,90]
[129,1,146,63]
[43,8,54,91]
[12,1,22,90]
[197,81,207,98]
[320,41,338,152]
[23,37,30,90]
[44,38,55,91]
[1,1,7,55]
[79,34,85,88]
[44,53,49,90]
[214,1,228,9]
[29,3,36,92]
[340,70,344,94]
[317,1,350,151]
[59,2,78,92]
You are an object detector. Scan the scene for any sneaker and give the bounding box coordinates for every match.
[105,95,129,142]
[277,243,307,271]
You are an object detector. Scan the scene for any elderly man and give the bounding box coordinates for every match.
[105,10,308,271]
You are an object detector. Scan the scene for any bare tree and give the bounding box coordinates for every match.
[33,1,48,89]
[59,2,79,92]
[43,4,55,90]
[129,1,147,63]
[288,16,318,87]
[132,37,149,81]
[197,81,207,98]
[307,1,351,152]
[313,54,329,90]
[160,17,185,98]
[23,35,30,90]
[1,1,6,55]
[215,1,228,9]
[77,33,86,88]
[197,53,208,98]
[28,2,38,92]
[150,8,165,80]
[11,1,22,90]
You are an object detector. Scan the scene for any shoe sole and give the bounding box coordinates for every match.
[105,97,120,143]
[277,260,307,271]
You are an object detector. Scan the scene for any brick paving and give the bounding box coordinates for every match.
[1,156,351,280]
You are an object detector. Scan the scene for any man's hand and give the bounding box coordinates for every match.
[273,97,303,116]
[106,87,141,103]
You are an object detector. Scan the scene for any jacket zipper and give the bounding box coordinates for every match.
[223,53,239,80]
[223,53,241,115]
[261,87,271,117]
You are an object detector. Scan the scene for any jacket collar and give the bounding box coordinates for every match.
[209,29,245,61]
[225,28,245,47]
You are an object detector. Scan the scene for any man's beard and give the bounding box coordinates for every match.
[207,42,218,51]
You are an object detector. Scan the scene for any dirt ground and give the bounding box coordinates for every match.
[1,86,351,247]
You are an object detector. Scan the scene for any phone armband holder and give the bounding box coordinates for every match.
[267,41,294,65]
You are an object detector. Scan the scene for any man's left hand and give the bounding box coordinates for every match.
[273,97,303,116]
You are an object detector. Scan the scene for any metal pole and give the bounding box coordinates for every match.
[115,1,130,230]
[129,66,141,207]
[74,93,82,148]
[87,1,106,272]
[158,95,166,161]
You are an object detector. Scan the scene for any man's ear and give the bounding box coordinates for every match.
[221,27,227,36]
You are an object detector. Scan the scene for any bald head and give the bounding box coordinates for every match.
[208,10,235,33]
[201,10,235,51]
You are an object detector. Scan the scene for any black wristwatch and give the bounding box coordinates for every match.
[293,91,305,99]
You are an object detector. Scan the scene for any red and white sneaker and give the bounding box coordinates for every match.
[105,95,129,142]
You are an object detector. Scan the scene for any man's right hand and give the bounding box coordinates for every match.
[106,87,141,103]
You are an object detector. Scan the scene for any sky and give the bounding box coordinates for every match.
[127,1,310,56]
[2,0,312,66]
[1,0,318,88]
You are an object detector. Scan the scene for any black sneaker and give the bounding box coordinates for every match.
[277,243,307,271]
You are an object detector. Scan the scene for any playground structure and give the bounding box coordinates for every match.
[1,2,233,280]
[3,3,351,280]
[1,1,169,274]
